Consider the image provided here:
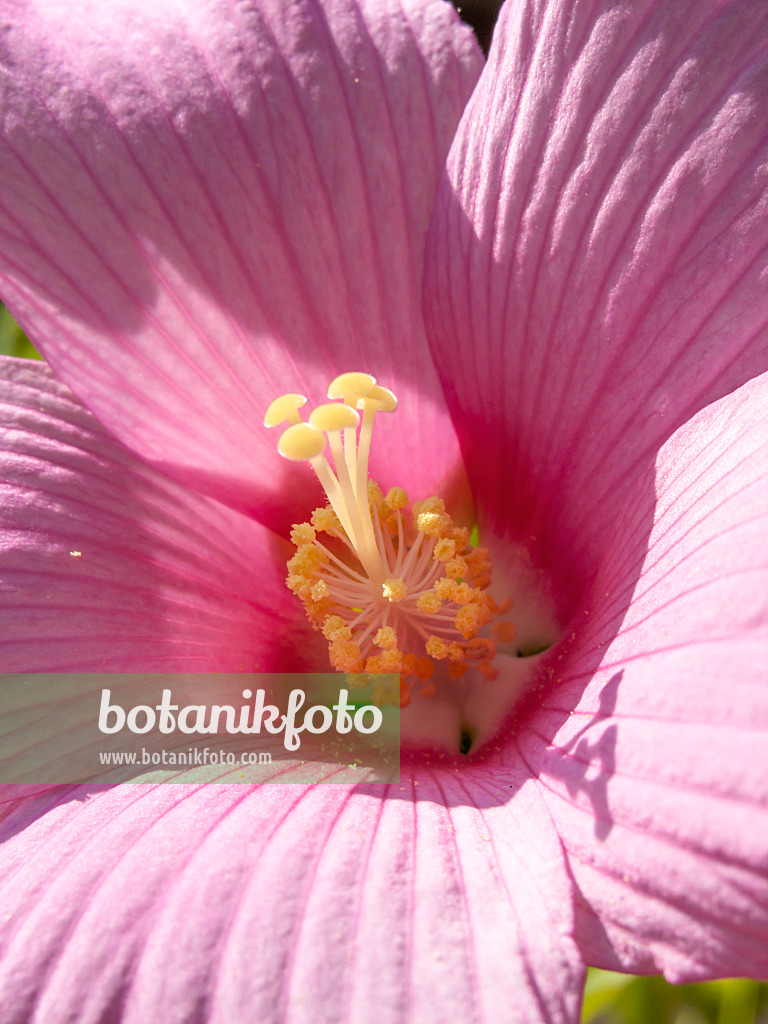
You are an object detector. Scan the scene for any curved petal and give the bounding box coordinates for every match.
[0,0,481,525]
[524,372,768,980]
[0,356,317,673]
[0,769,583,1024]
[425,0,768,600]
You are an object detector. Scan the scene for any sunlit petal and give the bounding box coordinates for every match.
[0,0,481,524]
[425,0,768,601]
[0,356,310,672]
[528,372,768,980]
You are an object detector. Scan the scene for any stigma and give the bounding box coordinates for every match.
[265,373,515,707]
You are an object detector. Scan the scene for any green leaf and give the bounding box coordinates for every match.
[0,305,42,360]
[581,970,768,1024]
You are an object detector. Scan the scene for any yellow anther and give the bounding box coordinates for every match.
[310,580,328,601]
[309,403,360,432]
[445,556,468,580]
[306,603,328,624]
[287,544,324,575]
[455,603,489,638]
[379,649,402,672]
[385,487,409,510]
[433,538,456,562]
[426,635,448,660]
[446,642,466,662]
[368,481,384,507]
[434,577,459,602]
[322,615,349,640]
[443,580,477,606]
[416,591,442,615]
[452,526,470,547]
[365,654,384,673]
[468,546,491,567]
[311,507,340,534]
[278,422,326,461]
[373,626,398,649]
[290,523,316,545]
[414,497,445,517]
[382,577,407,602]
[329,637,364,672]
[416,512,439,534]
[264,393,307,428]
[327,372,377,403]
[414,498,452,536]
[286,574,311,598]
[358,385,397,412]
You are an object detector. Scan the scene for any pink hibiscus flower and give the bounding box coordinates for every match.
[1,0,767,1020]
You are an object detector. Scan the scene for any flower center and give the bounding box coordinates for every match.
[265,373,516,709]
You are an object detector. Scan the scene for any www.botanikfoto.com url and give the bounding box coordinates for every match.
[98,748,273,767]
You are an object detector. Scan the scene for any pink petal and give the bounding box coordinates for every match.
[524,372,768,980]
[0,0,481,525]
[425,0,768,607]
[0,769,582,1024]
[0,356,316,673]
